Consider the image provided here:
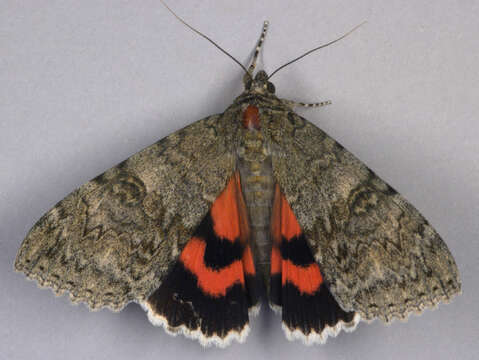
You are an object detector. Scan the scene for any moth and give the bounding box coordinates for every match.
[15,3,461,349]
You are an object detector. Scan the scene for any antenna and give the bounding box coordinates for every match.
[268,21,367,79]
[160,0,250,76]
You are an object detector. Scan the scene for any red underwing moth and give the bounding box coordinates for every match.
[14,2,461,348]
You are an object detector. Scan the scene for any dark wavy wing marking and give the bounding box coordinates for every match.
[271,112,461,322]
[15,114,236,311]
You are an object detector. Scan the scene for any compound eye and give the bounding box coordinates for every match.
[266,82,275,94]
[245,79,253,90]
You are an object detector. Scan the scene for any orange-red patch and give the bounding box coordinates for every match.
[271,184,302,242]
[282,260,323,295]
[270,183,323,295]
[278,191,302,241]
[210,172,250,243]
[242,105,261,130]
[180,237,244,297]
[270,247,281,275]
[179,172,257,298]
[242,245,256,276]
[210,176,241,242]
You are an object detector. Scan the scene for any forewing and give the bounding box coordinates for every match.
[271,111,461,322]
[15,114,236,311]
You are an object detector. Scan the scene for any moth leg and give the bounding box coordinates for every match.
[248,21,269,75]
[281,99,332,109]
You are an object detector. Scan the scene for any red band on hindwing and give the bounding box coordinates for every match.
[183,172,250,297]
[146,172,260,344]
[282,260,323,295]
[269,183,358,341]
[180,237,244,297]
[270,246,281,275]
[242,245,256,277]
[210,173,244,243]
[270,183,323,297]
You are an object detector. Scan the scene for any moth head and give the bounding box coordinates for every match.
[244,70,276,94]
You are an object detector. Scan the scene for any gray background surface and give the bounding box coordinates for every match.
[1,1,478,359]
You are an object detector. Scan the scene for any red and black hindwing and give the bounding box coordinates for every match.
[145,172,260,347]
[270,184,359,343]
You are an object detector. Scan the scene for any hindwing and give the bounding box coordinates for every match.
[271,111,461,322]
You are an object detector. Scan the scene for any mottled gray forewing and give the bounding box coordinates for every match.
[15,114,235,311]
[272,112,461,322]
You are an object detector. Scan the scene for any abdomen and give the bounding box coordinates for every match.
[237,129,275,284]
